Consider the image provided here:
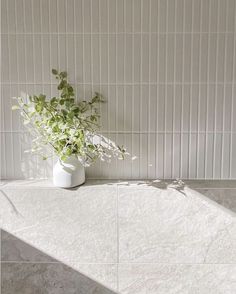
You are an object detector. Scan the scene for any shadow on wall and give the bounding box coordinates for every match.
[1,230,118,294]
[1,132,54,180]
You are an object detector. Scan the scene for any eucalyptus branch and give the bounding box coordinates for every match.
[12,69,127,164]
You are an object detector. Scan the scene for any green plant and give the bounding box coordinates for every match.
[12,69,126,165]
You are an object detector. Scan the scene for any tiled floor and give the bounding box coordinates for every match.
[0,180,236,293]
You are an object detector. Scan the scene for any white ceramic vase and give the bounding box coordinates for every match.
[53,155,85,188]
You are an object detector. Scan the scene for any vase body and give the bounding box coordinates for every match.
[53,155,85,188]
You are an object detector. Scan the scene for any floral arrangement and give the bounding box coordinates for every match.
[12,69,126,166]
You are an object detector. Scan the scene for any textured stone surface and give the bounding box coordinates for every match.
[1,180,236,293]
[0,185,117,263]
[195,188,236,214]
[118,264,236,294]
[118,186,236,263]
[1,263,117,294]
[1,230,56,262]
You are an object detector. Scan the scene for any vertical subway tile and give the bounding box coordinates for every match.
[1,0,8,33]
[15,0,25,33]
[173,85,182,132]
[141,0,149,33]
[218,0,227,33]
[9,35,18,83]
[164,134,173,178]
[222,133,231,178]
[74,0,83,32]
[32,0,41,33]
[125,34,133,83]
[167,0,176,33]
[206,85,216,132]
[156,133,164,178]
[150,34,158,82]
[231,134,236,178]
[140,85,149,132]
[149,85,158,133]
[197,133,206,178]
[100,0,108,32]
[167,34,175,83]
[192,0,201,32]
[108,35,116,83]
[133,0,141,32]
[6,0,16,33]
[125,0,133,32]
[116,0,124,32]
[165,85,174,132]
[41,0,50,33]
[181,133,189,178]
[108,0,116,33]
[158,0,167,33]
[141,34,149,83]
[66,0,75,33]
[116,34,125,83]
[49,0,58,32]
[173,133,181,178]
[91,0,99,33]
[189,133,197,178]
[98,35,108,83]
[227,0,236,32]
[206,133,214,179]
[133,34,141,83]
[91,34,100,84]
[213,133,222,179]
[132,85,141,132]
[1,34,10,83]
[215,85,224,132]
[184,0,192,33]
[175,0,184,32]
[150,0,158,32]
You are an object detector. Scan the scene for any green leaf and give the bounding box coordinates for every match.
[60,71,67,78]
[52,69,58,75]
[12,105,20,110]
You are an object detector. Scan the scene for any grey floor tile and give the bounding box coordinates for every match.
[0,185,117,263]
[195,188,236,214]
[118,263,236,294]
[1,263,118,294]
[118,186,236,263]
[1,230,56,262]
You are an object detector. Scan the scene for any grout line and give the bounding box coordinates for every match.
[180,0,186,178]
[2,31,235,35]
[172,0,177,179]
[139,0,143,180]
[1,261,236,265]
[155,0,160,179]
[6,0,14,179]
[163,0,168,179]
[3,82,236,86]
[131,0,134,179]
[204,0,211,179]
[196,0,203,178]
[3,131,236,135]
[221,0,228,179]
[116,184,119,291]
[147,0,151,179]
[213,0,220,179]
[188,0,194,179]
[229,2,236,178]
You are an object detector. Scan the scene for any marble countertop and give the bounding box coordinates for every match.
[1,179,236,293]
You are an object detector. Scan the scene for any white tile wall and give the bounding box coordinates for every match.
[0,0,236,179]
